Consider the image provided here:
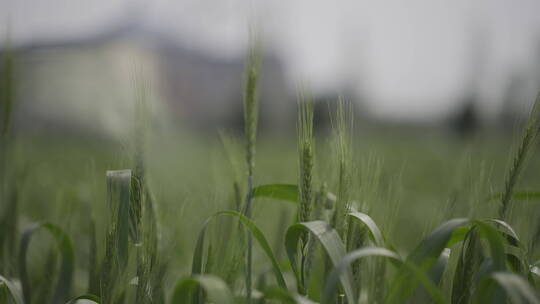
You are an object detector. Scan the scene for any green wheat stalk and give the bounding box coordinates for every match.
[330,98,354,240]
[241,37,261,304]
[499,92,540,219]
[297,91,315,224]
[0,33,16,278]
[131,70,164,304]
[297,91,315,291]
[304,182,327,285]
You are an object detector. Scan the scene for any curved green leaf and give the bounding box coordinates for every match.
[487,219,522,248]
[488,219,519,241]
[0,275,23,304]
[446,226,472,247]
[252,184,298,203]
[171,275,233,304]
[474,221,506,271]
[507,254,526,273]
[451,227,482,304]
[285,220,354,302]
[387,218,508,303]
[474,272,540,304]
[65,294,101,304]
[428,247,450,286]
[322,247,449,304]
[19,222,74,304]
[322,247,400,304]
[347,211,385,246]
[106,169,132,270]
[407,218,470,265]
[191,210,286,288]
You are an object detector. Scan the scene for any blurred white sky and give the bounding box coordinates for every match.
[2,0,540,121]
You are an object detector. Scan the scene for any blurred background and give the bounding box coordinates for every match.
[2,0,540,135]
[2,0,540,283]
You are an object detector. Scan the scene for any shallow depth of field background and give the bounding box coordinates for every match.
[2,0,540,293]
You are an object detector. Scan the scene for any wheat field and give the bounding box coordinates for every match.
[1,42,540,304]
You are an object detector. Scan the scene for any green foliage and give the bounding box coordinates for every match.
[347,211,385,247]
[2,41,540,304]
[243,39,261,180]
[19,223,74,304]
[297,91,315,223]
[0,38,17,279]
[330,98,355,240]
[473,272,540,304]
[171,275,234,304]
[499,93,540,219]
[1,39,14,136]
[252,184,299,203]
[286,220,355,301]
[451,228,482,304]
[242,37,262,304]
[191,210,286,289]
[0,275,23,304]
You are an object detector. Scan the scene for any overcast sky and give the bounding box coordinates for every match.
[2,0,540,121]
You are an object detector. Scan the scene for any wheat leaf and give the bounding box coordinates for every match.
[253,184,299,203]
[191,210,286,289]
[171,275,233,304]
[19,223,74,304]
[285,220,355,302]
[0,275,23,304]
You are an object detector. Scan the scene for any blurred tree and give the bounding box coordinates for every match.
[451,96,479,138]
[449,23,486,138]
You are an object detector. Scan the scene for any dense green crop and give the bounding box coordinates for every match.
[0,40,540,304]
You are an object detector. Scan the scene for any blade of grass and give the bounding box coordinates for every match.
[0,275,23,304]
[487,219,522,248]
[191,210,286,289]
[106,169,132,270]
[387,218,508,303]
[171,275,234,304]
[473,272,540,304]
[252,184,298,203]
[0,36,14,135]
[285,220,355,302]
[19,223,74,304]
[320,247,449,304]
[451,227,483,304]
[0,36,17,278]
[347,211,385,247]
[88,218,99,295]
[322,247,400,304]
[101,169,133,304]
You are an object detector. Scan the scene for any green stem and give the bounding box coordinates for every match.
[245,175,254,304]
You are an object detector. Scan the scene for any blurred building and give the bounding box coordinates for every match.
[6,22,292,138]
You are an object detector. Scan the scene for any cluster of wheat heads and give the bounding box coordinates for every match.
[174,50,540,303]
[1,41,540,304]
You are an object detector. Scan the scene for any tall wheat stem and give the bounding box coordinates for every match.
[241,40,261,304]
[297,92,314,291]
[499,93,540,219]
